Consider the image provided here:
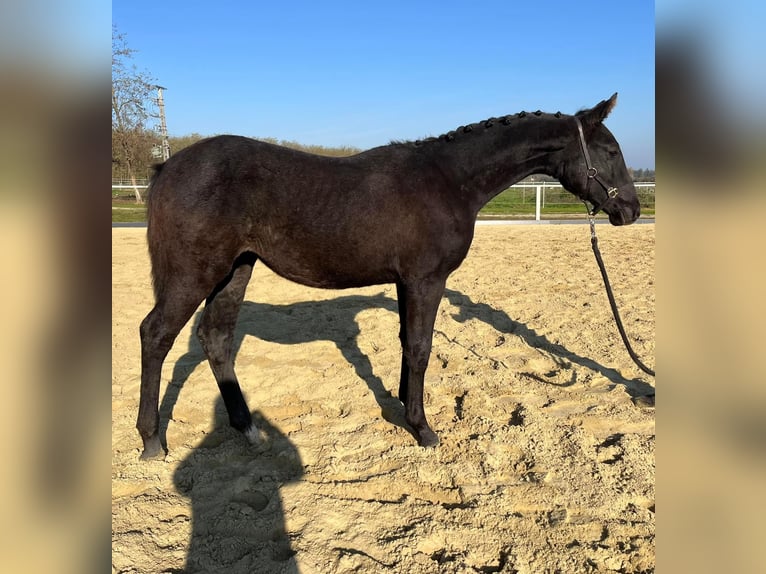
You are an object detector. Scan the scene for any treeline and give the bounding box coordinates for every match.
[112,130,362,182]
[525,167,655,184]
[166,133,362,159]
[629,168,655,181]
[112,130,654,183]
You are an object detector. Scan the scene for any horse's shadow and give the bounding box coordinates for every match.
[443,288,655,400]
[159,292,405,445]
[159,288,652,448]
[158,288,651,572]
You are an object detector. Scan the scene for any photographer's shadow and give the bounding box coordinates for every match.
[172,401,303,574]
[162,292,405,572]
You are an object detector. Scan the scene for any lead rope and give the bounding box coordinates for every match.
[585,208,655,377]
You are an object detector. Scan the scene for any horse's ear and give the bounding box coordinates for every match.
[577,93,618,125]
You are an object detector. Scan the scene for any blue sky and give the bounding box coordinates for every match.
[113,1,655,169]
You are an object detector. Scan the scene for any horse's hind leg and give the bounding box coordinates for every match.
[197,252,259,443]
[138,283,209,460]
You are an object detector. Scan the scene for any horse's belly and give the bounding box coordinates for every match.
[255,238,397,289]
[247,206,472,288]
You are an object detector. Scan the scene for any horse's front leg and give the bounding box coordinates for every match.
[395,280,409,403]
[398,276,446,447]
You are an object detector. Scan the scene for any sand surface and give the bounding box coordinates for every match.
[112,223,655,574]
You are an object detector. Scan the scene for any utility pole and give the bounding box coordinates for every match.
[154,85,170,161]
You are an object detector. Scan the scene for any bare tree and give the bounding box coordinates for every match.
[112,25,155,203]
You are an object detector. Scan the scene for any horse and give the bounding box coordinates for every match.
[137,93,641,460]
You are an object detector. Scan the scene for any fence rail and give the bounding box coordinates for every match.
[112,181,656,220]
[112,179,150,188]
[482,182,655,220]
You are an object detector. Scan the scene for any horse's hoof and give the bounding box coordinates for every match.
[139,446,166,461]
[139,436,166,461]
[417,428,440,448]
[633,394,655,408]
[243,424,265,446]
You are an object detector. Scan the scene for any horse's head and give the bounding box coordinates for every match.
[558,93,641,226]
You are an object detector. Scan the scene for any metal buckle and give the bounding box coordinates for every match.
[584,201,598,236]
[587,167,598,178]
[607,187,618,198]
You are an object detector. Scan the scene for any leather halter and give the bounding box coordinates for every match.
[574,116,620,216]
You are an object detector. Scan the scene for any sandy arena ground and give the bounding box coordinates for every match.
[112,223,655,574]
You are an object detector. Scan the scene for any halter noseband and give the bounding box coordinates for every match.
[574,116,620,216]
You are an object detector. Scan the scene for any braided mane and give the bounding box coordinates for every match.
[394,109,566,147]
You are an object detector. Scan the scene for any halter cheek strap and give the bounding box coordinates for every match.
[574,117,620,216]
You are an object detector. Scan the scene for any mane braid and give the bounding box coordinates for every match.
[396,109,567,148]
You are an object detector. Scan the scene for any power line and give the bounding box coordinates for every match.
[153,85,170,161]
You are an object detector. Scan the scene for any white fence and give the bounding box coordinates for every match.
[112,182,655,221]
[112,184,149,191]
[488,182,655,220]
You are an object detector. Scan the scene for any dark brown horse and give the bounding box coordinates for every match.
[138,93,640,459]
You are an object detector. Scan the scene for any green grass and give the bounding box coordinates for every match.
[111,187,655,223]
[479,187,655,217]
[112,208,147,223]
[112,198,147,223]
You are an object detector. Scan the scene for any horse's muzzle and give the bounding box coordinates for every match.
[608,200,641,226]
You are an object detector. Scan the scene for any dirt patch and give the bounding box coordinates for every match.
[112,224,655,573]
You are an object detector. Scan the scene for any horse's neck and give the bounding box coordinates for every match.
[434,118,569,212]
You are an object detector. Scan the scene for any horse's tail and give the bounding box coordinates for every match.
[146,162,169,301]
[145,162,164,208]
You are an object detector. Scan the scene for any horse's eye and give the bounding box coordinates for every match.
[608,150,619,158]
